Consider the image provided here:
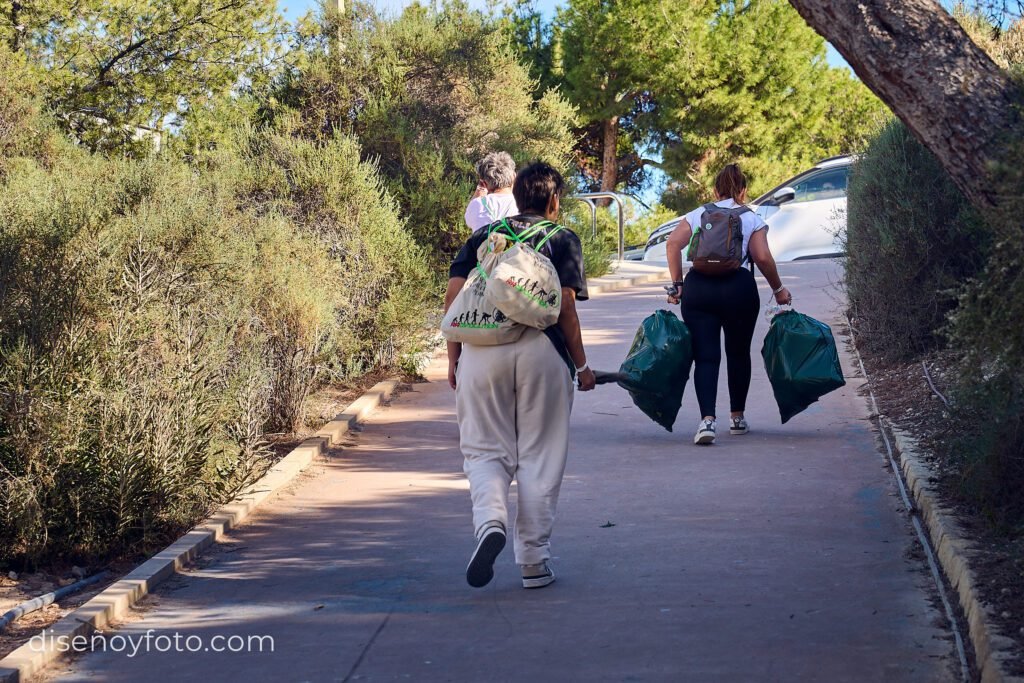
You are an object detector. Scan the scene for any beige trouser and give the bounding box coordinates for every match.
[455,328,574,566]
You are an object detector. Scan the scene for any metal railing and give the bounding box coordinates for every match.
[568,192,628,261]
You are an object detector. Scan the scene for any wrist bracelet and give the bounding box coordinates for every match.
[772,285,786,294]
[673,281,684,288]
[575,362,589,374]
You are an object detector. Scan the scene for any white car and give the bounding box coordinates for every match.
[642,155,851,263]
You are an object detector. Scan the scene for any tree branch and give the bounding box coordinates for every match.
[94,0,249,81]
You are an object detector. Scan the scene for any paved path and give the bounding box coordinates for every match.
[55,260,956,682]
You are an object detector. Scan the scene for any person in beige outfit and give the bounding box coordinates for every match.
[444,162,596,589]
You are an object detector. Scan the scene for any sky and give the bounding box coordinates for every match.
[278,0,852,70]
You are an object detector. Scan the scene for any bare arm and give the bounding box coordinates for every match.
[444,277,466,389]
[557,287,595,391]
[747,230,792,305]
[665,219,692,303]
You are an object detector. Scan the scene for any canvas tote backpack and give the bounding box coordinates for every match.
[441,230,526,345]
[688,203,751,275]
[485,219,565,330]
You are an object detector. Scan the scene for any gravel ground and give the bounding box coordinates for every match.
[861,348,1024,677]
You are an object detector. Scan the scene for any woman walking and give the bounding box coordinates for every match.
[665,164,792,445]
[445,162,596,590]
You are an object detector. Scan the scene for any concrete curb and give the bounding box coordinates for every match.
[888,428,1024,683]
[0,379,402,683]
[587,264,670,296]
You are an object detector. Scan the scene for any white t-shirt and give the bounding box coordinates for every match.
[682,198,767,264]
[464,193,518,231]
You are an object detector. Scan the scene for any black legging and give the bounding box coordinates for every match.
[680,268,760,419]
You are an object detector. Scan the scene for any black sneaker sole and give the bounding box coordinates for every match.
[466,530,506,588]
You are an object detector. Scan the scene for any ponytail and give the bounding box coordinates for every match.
[714,164,748,202]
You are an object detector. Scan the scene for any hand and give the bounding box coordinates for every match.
[448,359,458,390]
[774,287,792,306]
[666,285,682,305]
[472,183,487,199]
[577,367,596,391]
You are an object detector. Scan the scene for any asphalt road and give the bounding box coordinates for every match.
[54,260,957,682]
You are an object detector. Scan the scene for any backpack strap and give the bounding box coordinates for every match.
[489,218,563,252]
[728,204,754,265]
[703,202,750,217]
[689,205,718,253]
[698,203,718,226]
[488,218,550,243]
[532,220,565,252]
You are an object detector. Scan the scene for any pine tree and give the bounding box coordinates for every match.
[0,0,281,153]
[515,0,884,200]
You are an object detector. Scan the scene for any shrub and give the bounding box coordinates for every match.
[943,132,1024,532]
[269,1,578,266]
[0,124,431,565]
[577,227,614,280]
[844,119,990,360]
[561,202,614,279]
[944,369,1024,530]
[846,116,1024,530]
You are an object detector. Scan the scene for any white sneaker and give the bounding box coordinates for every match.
[729,416,749,435]
[694,418,716,445]
[521,562,555,589]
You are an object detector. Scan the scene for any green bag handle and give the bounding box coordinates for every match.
[475,219,564,282]
[486,219,562,251]
[531,220,565,252]
[487,219,535,247]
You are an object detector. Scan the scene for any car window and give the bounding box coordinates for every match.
[755,169,817,205]
[790,167,849,203]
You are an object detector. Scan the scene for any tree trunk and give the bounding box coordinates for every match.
[786,0,1021,210]
[600,116,620,202]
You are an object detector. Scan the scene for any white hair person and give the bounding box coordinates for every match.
[475,151,517,191]
[465,151,519,231]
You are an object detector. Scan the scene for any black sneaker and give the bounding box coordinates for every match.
[466,524,506,588]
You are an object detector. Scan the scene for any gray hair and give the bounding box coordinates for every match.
[475,151,517,190]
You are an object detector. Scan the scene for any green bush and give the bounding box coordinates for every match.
[561,202,613,279]
[0,121,431,565]
[577,226,614,280]
[846,117,1024,530]
[943,135,1024,531]
[844,119,990,360]
[268,1,578,266]
[944,370,1024,530]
